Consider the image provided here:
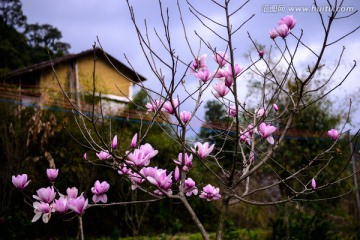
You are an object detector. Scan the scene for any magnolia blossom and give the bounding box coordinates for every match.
[52,197,68,214]
[278,15,296,29]
[269,29,279,39]
[273,103,279,112]
[12,174,30,190]
[180,111,191,124]
[213,51,229,67]
[275,24,290,38]
[66,187,79,199]
[184,178,198,197]
[174,152,193,171]
[191,142,215,159]
[240,130,251,145]
[32,202,53,223]
[83,152,87,161]
[145,99,163,113]
[131,133,137,148]
[96,150,111,161]
[118,163,131,176]
[46,168,58,182]
[147,168,173,195]
[91,180,110,203]
[174,166,180,182]
[199,184,221,201]
[256,108,266,118]
[191,54,207,73]
[259,123,277,144]
[311,178,317,190]
[194,69,212,83]
[259,50,264,58]
[33,186,56,203]
[161,98,179,114]
[327,129,339,141]
[212,81,230,98]
[127,143,158,168]
[214,64,242,87]
[247,124,255,136]
[128,172,145,190]
[140,166,158,178]
[112,135,118,149]
[227,105,237,117]
[68,195,88,215]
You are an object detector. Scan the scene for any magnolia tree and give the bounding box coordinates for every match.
[12,0,359,239]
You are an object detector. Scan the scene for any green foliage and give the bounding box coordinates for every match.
[0,0,70,75]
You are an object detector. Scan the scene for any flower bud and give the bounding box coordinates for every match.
[327,129,339,141]
[131,133,137,148]
[46,168,59,182]
[112,135,118,149]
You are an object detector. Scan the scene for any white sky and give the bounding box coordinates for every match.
[21,0,360,132]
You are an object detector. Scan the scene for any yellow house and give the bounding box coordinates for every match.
[3,48,146,114]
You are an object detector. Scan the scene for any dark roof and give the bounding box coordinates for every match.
[5,48,146,82]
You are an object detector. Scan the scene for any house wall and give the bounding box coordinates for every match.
[37,55,133,111]
[77,55,132,99]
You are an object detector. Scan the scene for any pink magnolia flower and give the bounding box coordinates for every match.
[256,108,266,118]
[127,143,158,168]
[180,111,192,124]
[278,15,296,30]
[259,122,277,144]
[213,81,230,98]
[91,180,110,195]
[247,124,255,136]
[199,184,221,201]
[83,152,87,161]
[68,195,88,215]
[213,51,229,67]
[32,202,53,223]
[191,142,215,159]
[184,178,198,197]
[227,105,237,117]
[140,166,158,178]
[33,186,56,203]
[128,172,145,190]
[140,143,158,157]
[269,29,279,39]
[191,54,207,73]
[52,197,68,214]
[327,129,339,141]
[145,99,163,113]
[91,180,110,203]
[174,152,193,171]
[118,163,131,176]
[12,174,30,190]
[96,150,111,161]
[147,168,173,195]
[275,24,290,38]
[162,98,179,114]
[311,178,316,190]
[131,133,138,148]
[224,64,242,78]
[273,103,279,112]
[174,166,180,182]
[240,130,251,145]
[127,149,151,168]
[46,168,58,182]
[259,50,264,58]
[112,135,118,149]
[194,69,212,83]
[66,187,79,199]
